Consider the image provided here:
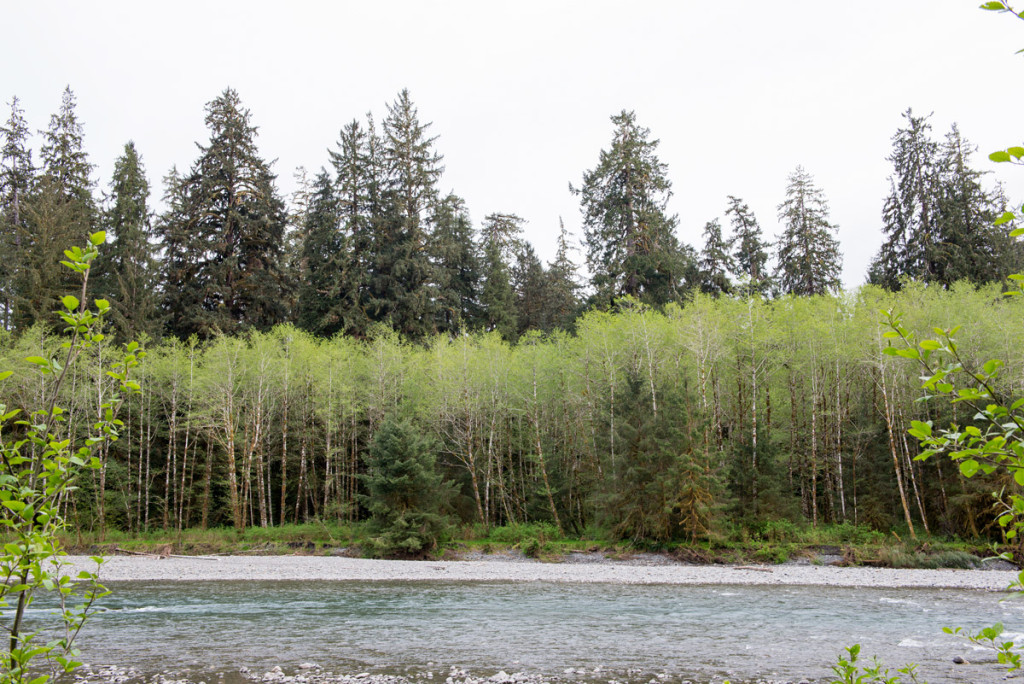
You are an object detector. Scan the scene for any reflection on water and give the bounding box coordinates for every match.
[54,580,1024,683]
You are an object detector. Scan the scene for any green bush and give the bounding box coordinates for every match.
[488,522,563,545]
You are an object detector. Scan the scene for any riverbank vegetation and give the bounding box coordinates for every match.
[2,281,1021,558]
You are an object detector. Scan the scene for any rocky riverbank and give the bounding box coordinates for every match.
[61,552,1019,590]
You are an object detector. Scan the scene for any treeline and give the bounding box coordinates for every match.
[2,90,1021,344]
[1,283,1020,542]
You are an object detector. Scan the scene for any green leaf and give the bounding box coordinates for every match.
[1010,146,1024,159]
[61,295,79,311]
[980,1,1007,9]
[89,231,106,246]
[0,371,12,382]
[1011,228,1024,237]
[24,356,47,366]
[991,150,1013,163]
[960,459,980,478]
[996,211,1017,226]
[919,340,941,351]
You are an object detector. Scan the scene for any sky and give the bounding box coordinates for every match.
[3,1,1024,288]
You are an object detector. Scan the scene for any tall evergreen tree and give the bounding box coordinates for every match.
[572,110,690,307]
[14,88,95,330]
[159,88,288,338]
[363,90,443,339]
[0,97,34,329]
[774,166,842,296]
[40,87,95,211]
[98,142,159,340]
[697,218,734,296]
[512,240,548,336]
[479,212,521,339]
[869,109,939,289]
[329,118,376,336]
[542,219,582,331]
[725,195,771,296]
[931,125,1012,286]
[430,193,481,334]
[296,169,347,336]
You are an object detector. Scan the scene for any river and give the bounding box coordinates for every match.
[57,580,1022,683]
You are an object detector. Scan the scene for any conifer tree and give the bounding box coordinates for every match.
[365,90,443,339]
[573,111,690,307]
[360,417,453,558]
[329,118,376,336]
[98,142,159,340]
[697,218,734,296]
[869,109,939,289]
[0,97,34,329]
[542,219,582,331]
[725,195,771,296]
[931,125,1012,285]
[479,212,521,339]
[296,169,347,336]
[430,193,481,334]
[160,88,288,338]
[774,166,842,296]
[14,88,96,330]
[512,241,548,336]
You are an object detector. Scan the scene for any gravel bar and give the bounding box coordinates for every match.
[62,555,1019,590]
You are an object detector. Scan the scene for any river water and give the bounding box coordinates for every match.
[57,580,1023,683]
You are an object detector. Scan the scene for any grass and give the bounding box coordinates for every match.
[55,520,1003,569]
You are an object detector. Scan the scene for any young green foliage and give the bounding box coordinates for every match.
[0,231,143,684]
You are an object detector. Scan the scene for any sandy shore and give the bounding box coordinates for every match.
[61,554,1019,590]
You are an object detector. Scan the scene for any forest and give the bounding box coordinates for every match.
[0,84,1022,550]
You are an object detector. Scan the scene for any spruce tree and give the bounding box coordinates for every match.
[479,212,521,339]
[98,142,159,340]
[931,125,1012,286]
[572,110,690,307]
[14,87,95,330]
[296,169,347,336]
[359,417,453,558]
[725,195,771,296]
[160,88,288,338]
[329,118,376,336]
[697,218,734,296]
[542,219,582,331]
[774,166,842,296]
[430,193,481,334]
[512,241,548,336]
[365,90,443,339]
[0,97,34,329]
[869,109,939,289]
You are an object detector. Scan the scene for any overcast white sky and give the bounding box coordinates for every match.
[4,1,1023,287]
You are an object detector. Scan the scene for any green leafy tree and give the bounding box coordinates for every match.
[697,218,734,296]
[160,88,289,338]
[97,142,159,340]
[0,231,143,684]
[726,195,771,296]
[359,417,453,557]
[573,110,690,307]
[775,166,842,296]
